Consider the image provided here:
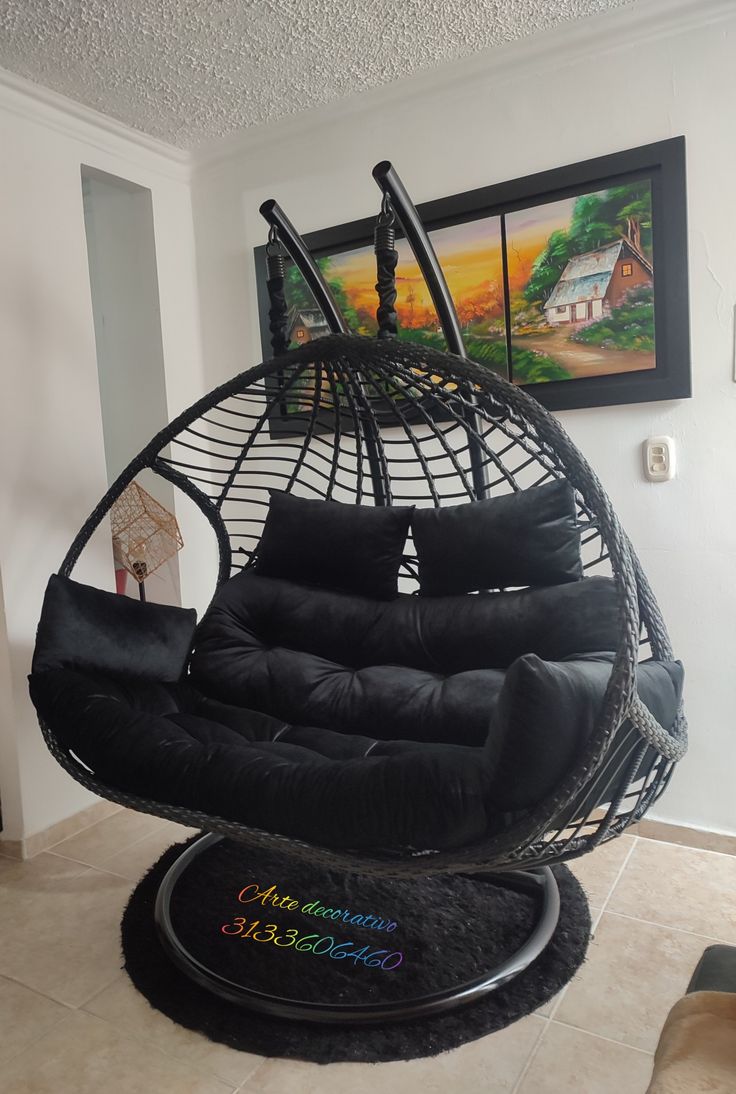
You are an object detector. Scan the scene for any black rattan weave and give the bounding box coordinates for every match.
[41,333,686,878]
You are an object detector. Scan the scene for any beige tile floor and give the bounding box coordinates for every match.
[0,811,732,1093]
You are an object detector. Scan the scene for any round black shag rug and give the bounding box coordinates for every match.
[121,837,590,1064]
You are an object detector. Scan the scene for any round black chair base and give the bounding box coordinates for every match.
[154,833,561,1025]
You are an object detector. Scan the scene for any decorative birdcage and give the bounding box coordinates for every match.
[110,481,183,585]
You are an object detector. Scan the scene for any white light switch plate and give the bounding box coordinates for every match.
[643,436,676,481]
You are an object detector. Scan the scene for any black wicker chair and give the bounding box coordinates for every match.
[29,163,686,1023]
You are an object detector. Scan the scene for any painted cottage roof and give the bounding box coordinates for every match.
[290,308,330,332]
[544,240,623,310]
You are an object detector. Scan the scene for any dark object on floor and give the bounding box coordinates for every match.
[122,837,591,1063]
[646,945,736,1094]
[688,945,736,994]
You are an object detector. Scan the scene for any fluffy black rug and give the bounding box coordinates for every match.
[121,837,590,1064]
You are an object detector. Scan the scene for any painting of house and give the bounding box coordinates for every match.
[543,240,653,326]
[506,181,657,380]
[288,308,330,344]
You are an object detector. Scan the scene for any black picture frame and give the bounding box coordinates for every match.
[254,137,690,415]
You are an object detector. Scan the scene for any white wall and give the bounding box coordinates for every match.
[0,74,210,842]
[190,0,736,836]
[82,169,181,606]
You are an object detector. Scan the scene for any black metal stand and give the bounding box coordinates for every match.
[154,833,561,1025]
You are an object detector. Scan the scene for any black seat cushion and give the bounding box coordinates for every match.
[411,480,582,596]
[29,668,495,850]
[254,491,413,600]
[189,572,621,745]
[29,646,683,851]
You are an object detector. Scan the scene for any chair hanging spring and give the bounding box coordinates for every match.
[265,224,290,356]
[374,194,399,340]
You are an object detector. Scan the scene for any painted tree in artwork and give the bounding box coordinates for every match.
[283,259,362,336]
[284,261,316,314]
[524,182,653,307]
[523,229,572,306]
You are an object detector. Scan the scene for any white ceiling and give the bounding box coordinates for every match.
[0,0,629,149]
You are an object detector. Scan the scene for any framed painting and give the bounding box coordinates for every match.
[254,137,690,422]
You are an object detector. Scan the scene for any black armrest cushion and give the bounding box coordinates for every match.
[32,574,196,684]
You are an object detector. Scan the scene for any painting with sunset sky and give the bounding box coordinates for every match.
[255,139,690,418]
[277,182,655,391]
[281,214,514,385]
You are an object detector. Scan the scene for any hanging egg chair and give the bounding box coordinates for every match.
[28,162,686,1023]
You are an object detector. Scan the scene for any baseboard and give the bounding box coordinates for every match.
[631,819,736,857]
[0,799,123,861]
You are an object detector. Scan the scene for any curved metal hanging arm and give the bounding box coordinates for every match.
[371,161,467,359]
[259,199,349,335]
[259,199,389,505]
[372,161,488,498]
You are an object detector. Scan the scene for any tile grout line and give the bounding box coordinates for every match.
[94,1007,246,1093]
[237,1055,275,1091]
[79,1003,250,1090]
[0,1001,78,1071]
[545,837,639,1024]
[595,834,639,919]
[85,864,140,882]
[635,833,736,859]
[26,805,125,856]
[45,823,172,872]
[0,970,78,1009]
[509,1015,551,1094]
[2,824,253,1091]
[602,907,736,947]
[76,973,266,1089]
[550,1016,655,1056]
[510,1014,656,1093]
[0,806,125,862]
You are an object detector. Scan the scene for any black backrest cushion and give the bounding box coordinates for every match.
[32,574,197,684]
[192,571,621,678]
[190,573,621,745]
[412,479,582,596]
[254,490,413,600]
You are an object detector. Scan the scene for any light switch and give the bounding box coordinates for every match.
[643,436,676,482]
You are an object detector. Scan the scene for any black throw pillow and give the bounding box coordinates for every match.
[487,652,684,811]
[254,491,413,600]
[412,480,582,595]
[31,574,197,684]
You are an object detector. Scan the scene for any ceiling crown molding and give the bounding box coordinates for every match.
[191,0,736,174]
[0,67,191,182]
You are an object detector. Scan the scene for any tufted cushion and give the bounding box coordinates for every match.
[189,572,621,745]
[28,646,683,851]
[29,668,494,850]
